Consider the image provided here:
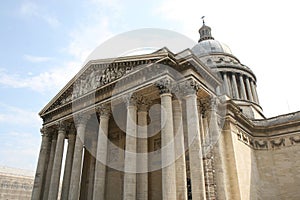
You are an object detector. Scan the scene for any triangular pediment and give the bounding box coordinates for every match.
[39,48,174,117]
[39,47,221,123]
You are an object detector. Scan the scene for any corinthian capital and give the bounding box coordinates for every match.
[40,127,51,137]
[96,104,111,117]
[180,79,201,96]
[136,96,151,112]
[154,78,173,94]
[123,93,138,107]
[74,113,90,127]
[56,121,67,132]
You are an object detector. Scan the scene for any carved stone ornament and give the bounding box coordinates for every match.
[123,93,138,107]
[255,140,268,149]
[74,114,90,127]
[270,138,285,148]
[96,104,111,117]
[136,95,151,111]
[56,121,67,132]
[180,79,201,96]
[40,127,51,137]
[154,78,173,94]
[72,63,133,98]
[290,136,300,145]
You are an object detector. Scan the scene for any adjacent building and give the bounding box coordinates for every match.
[0,166,34,200]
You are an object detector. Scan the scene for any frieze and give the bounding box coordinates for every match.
[237,130,300,150]
[290,136,300,145]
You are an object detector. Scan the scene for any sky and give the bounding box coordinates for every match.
[0,0,300,171]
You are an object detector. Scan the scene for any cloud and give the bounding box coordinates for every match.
[66,17,114,62]
[0,102,41,127]
[20,1,60,28]
[0,130,40,170]
[64,0,124,62]
[0,61,80,93]
[23,54,53,63]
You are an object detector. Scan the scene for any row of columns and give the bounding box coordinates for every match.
[32,79,217,200]
[222,72,259,104]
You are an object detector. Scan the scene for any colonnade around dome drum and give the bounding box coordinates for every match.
[219,71,259,104]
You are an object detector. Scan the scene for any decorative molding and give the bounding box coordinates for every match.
[237,129,300,150]
[290,136,300,145]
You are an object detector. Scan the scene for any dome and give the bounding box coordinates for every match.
[191,39,232,57]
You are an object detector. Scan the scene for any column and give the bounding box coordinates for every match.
[222,73,230,95]
[231,73,240,99]
[172,99,188,200]
[43,133,57,200]
[69,114,90,200]
[184,81,206,200]
[48,122,66,200]
[227,73,233,97]
[31,128,51,200]
[245,77,254,102]
[123,95,137,200]
[250,80,259,104]
[93,105,110,200]
[207,98,227,199]
[87,139,97,200]
[60,128,76,200]
[137,98,149,200]
[156,79,177,200]
[239,75,247,100]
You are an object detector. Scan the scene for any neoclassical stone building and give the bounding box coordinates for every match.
[32,22,300,200]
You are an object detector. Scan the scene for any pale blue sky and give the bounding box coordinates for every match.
[1,0,300,171]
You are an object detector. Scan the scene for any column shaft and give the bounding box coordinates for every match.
[250,80,259,104]
[48,125,66,200]
[161,93,177,200]
[43,134,57,200]
[87,140,97,200]
[245,77,254,101]
[93,113,110,200]
[61,132,76,200]
[123,102,137,200]
[31,130,51,200]
[172,99,188,200]
[222,73,230,96]
[69,116,89,200]
[239,75,247,100]
[231,74,240,99]
[185,93,206,200]
[137,109,148,200]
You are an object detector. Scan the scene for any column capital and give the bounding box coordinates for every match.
[67,124,76,140]
[40,127,51,137]
[136,96,151,112]
[96,104,111,118]
[199,96,218,115]
[56,121,67,132]
[155,78,173,94]
[123,93,138,107]
[74,113,90,128]
[180,79,201,96]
